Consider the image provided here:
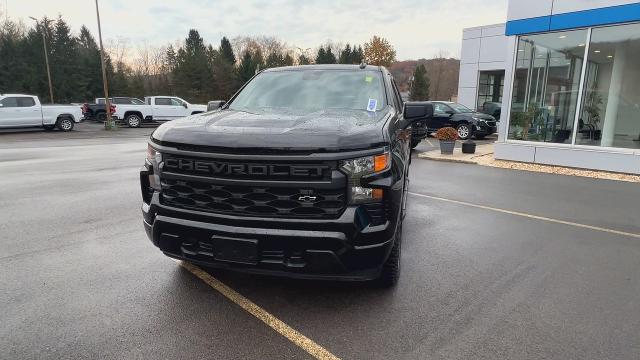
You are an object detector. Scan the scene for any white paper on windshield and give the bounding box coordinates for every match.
[367,99,377,112]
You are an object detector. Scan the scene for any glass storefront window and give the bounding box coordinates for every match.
[508,29,588,143]
[576,23,640,149]
[477,70,504,117]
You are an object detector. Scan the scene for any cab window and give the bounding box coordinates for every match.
[17,97,36,107]
[0,97,19,107]
[155,98,172,106]
[170,98,184,106]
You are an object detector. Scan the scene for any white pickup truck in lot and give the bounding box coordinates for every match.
[0,94,82,131]
[97,96,207,127]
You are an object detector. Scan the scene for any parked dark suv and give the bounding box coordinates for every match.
[140,65,433,286]
[426,101,497,140]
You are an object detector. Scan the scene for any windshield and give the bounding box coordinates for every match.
[449,103,473,113]
[229,70,387,113]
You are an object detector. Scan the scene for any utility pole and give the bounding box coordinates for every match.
[29,17,54,104]
[94,0,114,130]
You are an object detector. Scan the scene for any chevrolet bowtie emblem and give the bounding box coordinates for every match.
[298,195,317,202]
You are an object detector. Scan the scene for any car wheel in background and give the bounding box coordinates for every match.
[457,124,471,140]
[126,114,142,128]
[56,117,74,132]
[96,112,106,122]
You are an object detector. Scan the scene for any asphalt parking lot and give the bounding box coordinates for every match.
[2,123,640,359]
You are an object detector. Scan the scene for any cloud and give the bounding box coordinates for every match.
[6,0,508,59]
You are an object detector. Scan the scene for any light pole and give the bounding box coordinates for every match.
[29,17,54,104]
[94,0,114,130]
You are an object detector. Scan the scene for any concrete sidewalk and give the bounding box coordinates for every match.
[417,142,494,164]
[418,141,640,183]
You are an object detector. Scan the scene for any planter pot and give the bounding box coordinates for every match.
[439,140,455,154]
[461,140,476,154]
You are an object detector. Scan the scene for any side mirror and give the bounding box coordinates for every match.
[183,103,188,109]
[207,100,226,112]
[404,102,433,120]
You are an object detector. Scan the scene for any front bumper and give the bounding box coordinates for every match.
[141,170,401,281]
[474,124,497,136]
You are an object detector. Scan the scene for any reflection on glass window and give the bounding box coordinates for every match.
[477,70,504,118]
[508,30,588,143]
[576,23,640,149]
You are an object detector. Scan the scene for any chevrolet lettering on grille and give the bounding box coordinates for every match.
[163,157,329,178]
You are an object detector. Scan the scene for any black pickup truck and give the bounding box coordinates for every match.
[140,65,432,286]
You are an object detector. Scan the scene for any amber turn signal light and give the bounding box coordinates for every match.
[374,153,389,173]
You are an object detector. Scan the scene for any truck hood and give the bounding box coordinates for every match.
[151,108,390,151]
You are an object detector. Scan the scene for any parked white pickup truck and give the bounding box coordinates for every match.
[0,94,82,131]
[96,96,207,128]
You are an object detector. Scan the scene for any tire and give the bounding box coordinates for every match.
[96,112,107,122]
[457,123,472,140]
[376,221,402,287]
[126,114,142,128]
[56,117,74,132]
[411,138,421,149]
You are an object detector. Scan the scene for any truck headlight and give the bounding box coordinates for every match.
[146,144,162,190]
[340,152,389,203]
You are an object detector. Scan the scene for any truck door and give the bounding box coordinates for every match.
[153,97,177,121]
[171,97,190,118]
[0,96,40,127]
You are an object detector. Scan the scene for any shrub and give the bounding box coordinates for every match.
[435,127,458,141]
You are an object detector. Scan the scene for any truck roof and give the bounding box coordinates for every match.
[0,94,34,97]
[262,64,384,72]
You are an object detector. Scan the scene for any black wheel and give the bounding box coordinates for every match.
[457,123,472,140]
[411,139,421,149]
[96,112,107,122]
[126,114,142,128]
[43,125,55,131]
[56,117,74,132]
[376,221,402,287]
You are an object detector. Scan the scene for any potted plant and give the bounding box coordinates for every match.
[435,127,458,154]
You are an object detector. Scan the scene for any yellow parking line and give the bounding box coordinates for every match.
[176,260,341,360]
[409,192,640,239]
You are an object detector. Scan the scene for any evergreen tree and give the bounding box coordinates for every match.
[218,36,235,65]
[265,50,285,68]
[50,17,82,102]
[298,53,311,65]
[339,44,352,64]
[315,46,336,64]
[165,44,177,72]
[352,45,364,64]
[173,29,214,102]
[315,46,327,64]
[283,53,294,66]
[237,50,256,83]
[210,37,240,100]
[76,26,103,101]
[409,64,430,101]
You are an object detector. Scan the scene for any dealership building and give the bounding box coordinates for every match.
[459,1,640,174]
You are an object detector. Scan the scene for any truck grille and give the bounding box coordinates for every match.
[160,179,346,219]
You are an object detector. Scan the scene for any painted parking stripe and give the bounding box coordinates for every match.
[176,260,341,360]
[409,192,640,239]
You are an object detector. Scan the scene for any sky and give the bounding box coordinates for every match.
[3,0,508,60]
